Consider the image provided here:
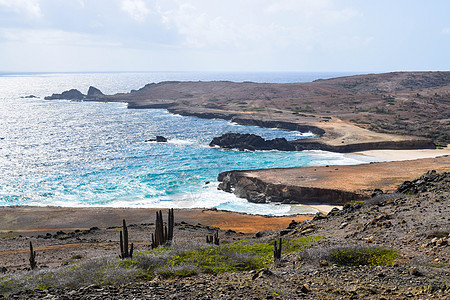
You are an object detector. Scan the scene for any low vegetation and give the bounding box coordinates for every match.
[0,236,323,296]
[328,247,399,266]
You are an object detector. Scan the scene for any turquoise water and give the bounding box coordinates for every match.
[0,72,373,215]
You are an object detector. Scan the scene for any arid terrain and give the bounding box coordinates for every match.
[2,72,448,298]
[1,171,449,299]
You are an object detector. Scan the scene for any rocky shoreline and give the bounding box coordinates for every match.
[218,170,361,205]
[43,72,443,154]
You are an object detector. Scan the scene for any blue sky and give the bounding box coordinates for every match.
[0,0,449,72]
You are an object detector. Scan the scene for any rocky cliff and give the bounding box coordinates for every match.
[217,170,362,205]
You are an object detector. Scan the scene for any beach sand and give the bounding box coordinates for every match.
[354,145,450,161]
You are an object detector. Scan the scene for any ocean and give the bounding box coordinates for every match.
[0,71,377,215]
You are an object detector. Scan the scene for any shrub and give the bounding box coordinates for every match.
[328,247,399,266]
[350,200,364,207]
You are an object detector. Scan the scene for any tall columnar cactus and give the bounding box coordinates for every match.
[119,219,134,259]
[29,241,37,270]
[206,230,220,245]
[151,209,175,248]
[274,238,282,262]
[168,208,174,242]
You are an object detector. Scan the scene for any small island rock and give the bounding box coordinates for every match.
[209,133,295,151]
[145,136,168,143]
[44,89,85,100]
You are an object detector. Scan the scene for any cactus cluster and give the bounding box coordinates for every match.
[151,208,174,248]
[273,238,282,261]
[119,219,134,259]
[206,230,220,245]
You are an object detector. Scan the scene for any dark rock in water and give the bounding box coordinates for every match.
[145,136,168,143]
[44,89,84,100]
[21,95,38,98]
[209,133,295,151]
[87,86,104,98]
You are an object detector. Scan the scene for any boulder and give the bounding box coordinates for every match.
[44,89,84,100]
[209,133,295,151]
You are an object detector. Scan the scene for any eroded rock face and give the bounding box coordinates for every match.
[209,133,295,151]
[44,89,84,100]
[217,170,360,205]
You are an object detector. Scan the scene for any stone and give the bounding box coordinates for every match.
[287,220,298,229]
[409,268,423,276]
[328,207,340,216]
[319,260,329,267]
[313,212,327,221]
[300,284,310,293]
[339,222,348,229]
[371,189,384,197]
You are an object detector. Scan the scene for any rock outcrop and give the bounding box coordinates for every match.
[44,89,85,100]
[396,170,449,194]
[145,136,168,143]
[217,170,361,205]
[209,133,295,151]
[87,86,104,98]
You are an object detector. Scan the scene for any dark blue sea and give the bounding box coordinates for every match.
[0,71,377,215]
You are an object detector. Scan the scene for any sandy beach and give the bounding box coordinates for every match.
[354,145,450,161]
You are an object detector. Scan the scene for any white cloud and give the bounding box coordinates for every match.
[443,27,450,35]
[0,0,43,18]
[120,0,150,22]
[155,0,362,51]
[0,28,121,47]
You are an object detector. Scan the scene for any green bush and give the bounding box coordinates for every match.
[349,200,364,207]
[329,247,399,266]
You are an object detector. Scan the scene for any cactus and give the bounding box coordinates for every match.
[119,219,134,259]
[206,230,220,245]
[29,241,37,270]
[273,238,282,261]
[151,209,175,248]
[168,208,174,242]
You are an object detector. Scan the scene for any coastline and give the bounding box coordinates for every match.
[37,76,449,213]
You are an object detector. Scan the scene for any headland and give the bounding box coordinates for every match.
[42,71,450,208]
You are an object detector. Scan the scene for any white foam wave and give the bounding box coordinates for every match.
[167,138,195,146]
[100,182,318,216]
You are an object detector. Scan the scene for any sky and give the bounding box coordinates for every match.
[0,0,449,73]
